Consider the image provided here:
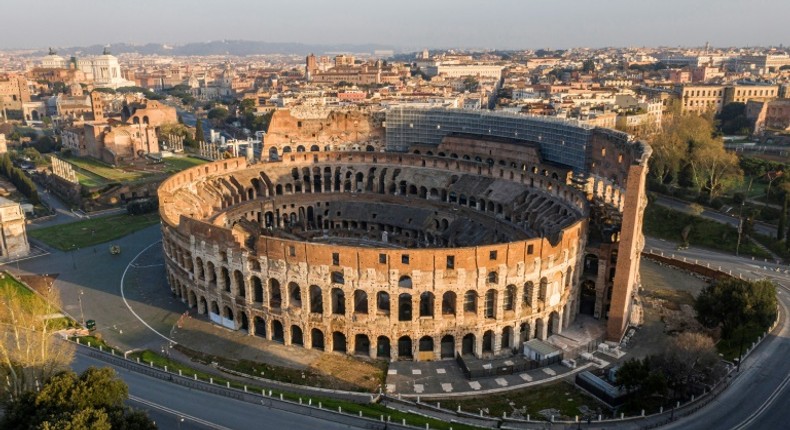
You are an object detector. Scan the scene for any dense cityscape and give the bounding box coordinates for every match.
[1,3,789,430]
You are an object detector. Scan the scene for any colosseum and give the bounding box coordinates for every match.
[159,107,651,362]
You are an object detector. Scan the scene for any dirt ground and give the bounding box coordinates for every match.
[171,312,384,391]
[625,258,710,359]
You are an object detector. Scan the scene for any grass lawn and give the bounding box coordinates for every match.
[29,213,160,250]
[76,170,111,188]
[717,323,768,361]
[65,156,152,182]
[643,204,770,258]
[443,381,606,421]
[163,156,208,172]
[0,271,35,298]
[1,272,76,330]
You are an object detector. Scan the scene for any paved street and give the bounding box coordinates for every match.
[654,195,777,238]
[71,350,364,430]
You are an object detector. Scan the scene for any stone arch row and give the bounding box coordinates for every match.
[183,152,586,228]
[411,148,565,182]
[169,272,569,361]
[168,252,575,325]
[273,151,588,212]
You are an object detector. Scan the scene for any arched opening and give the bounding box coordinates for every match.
[332,332,347,353]
[442,291,456,315]
[377,291,390,315]
[222,306,234,321]
[354,290,368,314]
[188,291,197,308]
[289,282,302,307]
[398,275,412,288]
[584,254,599,276]
[504,285,516,311]
[462,334,475,355]
[580,280,596,316]
[198,296,207,314]
[398,293,412,321]
[523,281,534,310]
[418,336,434,353]
[331,271,345,284]
[484,289,497,319]
[234,271,245,297]
[310,285,323,314]
[502,326,514,351]
[240,313,249,332]
[397,336,413,359]
[221,267,231,292]
[312,329,325,350]
[252,277,263,303]
[463,290,477,314]
[331,288,345,315]
[354,334,370,356]
[419,292,434,317]
[254,316,266,338]
[487,271,498,284]
[377,336,391,359]
[210,301,219,315]
[289,325,303,345]
[269,279,282,308]
[440,335,455,358]
[272,320,284,343]
[482,330,494,353]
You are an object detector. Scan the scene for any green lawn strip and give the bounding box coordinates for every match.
[443,381,606,421]
[0,272,78,330]
[65,157,150,182]
[716,323,767,361]
[76,170,110,188]
[162,156,208,172]
[72,335,123,355]
[750,232,790,261]
[28,213,159,250]
[130,350,479,430]
[643,204,770,258]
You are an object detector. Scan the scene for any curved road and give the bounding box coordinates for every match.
[646,237,790,430]
[72,350,364,430]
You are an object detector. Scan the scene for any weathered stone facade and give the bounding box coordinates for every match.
[159,109,650,362]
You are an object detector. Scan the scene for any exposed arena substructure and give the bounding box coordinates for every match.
[159,108,651,362]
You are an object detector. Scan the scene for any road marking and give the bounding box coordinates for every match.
[120,241,176,344]
[730,371,790,430]
[413,383,424,393]
[129,394,233,430]
[441,383,453,392]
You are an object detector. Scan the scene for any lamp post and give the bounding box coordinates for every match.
[78,289,85,328]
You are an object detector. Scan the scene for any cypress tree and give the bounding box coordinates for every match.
[194,117,205,143]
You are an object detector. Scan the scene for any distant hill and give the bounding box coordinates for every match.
[31,40,399,57]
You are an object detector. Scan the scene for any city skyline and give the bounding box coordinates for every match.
[1,0,788,51]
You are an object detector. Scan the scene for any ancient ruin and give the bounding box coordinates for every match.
[159,108,650,361]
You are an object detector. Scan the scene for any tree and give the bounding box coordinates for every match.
[778,187,789,241]
[0,282,75,400]
[654,332,722,399]
[695,278,777,338]
[1,367,156,430]
[716,102,751,136]
[194,117,205,144]
[582,59,596,73]
[689,141,743,200]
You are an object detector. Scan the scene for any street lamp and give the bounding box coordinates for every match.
[78,289,85,328]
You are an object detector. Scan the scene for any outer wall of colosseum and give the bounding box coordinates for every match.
[159,110,650,361]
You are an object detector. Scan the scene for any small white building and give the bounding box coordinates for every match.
[0,197,30,258]
[523,339,561,361]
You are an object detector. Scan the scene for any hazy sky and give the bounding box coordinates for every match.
[2,0,788,50]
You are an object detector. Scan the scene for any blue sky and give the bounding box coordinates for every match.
[1,0,788,50]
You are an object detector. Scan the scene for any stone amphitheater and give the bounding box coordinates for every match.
[159,107,651,362]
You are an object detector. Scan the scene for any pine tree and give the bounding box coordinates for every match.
[194,117,205,143]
